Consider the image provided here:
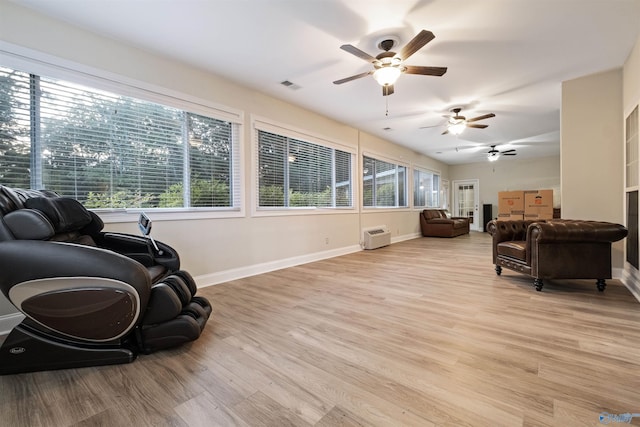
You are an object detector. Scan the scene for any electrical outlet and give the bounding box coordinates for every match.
[325,237,329,245]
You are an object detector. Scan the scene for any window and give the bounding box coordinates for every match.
[363,155,407,207]
[256,126,353,209]
[0,66,241,210]
[413,168,440,208]
[626,105,638,189]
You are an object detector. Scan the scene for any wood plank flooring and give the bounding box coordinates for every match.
[1,232,639,426]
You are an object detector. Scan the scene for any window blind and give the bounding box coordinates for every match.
[256,128,353,208]
[0,66,240,210]
[363,155,407,207]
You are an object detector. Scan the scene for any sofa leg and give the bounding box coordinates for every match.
[495,265,502,276]
[534,278,543,291]
[596,279,606,292]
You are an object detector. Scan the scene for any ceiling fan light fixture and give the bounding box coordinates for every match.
[488,153,500,162]
[373,66,402,86]
[448,120,466,135]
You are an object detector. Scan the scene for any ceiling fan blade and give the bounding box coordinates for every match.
[333,71,372,85]
[441,129,450,135]
[467,124,488,129]
[404,65,448,76]
[503,153,517,156]
[396,30,435,61]
[340,44,377,63]
[466,113,496,123]
[501,149,516,154]
[382,84,394,96]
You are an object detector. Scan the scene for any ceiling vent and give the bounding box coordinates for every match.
[280,80,301,90]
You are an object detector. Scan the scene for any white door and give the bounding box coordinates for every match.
[452,179,480,231]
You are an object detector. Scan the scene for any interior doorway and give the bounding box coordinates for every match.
[452,179,480,231]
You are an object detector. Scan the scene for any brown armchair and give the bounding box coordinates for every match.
[420,209,470,237]
[487,219,628,291]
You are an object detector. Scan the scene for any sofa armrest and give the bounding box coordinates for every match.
[528,220,628,243]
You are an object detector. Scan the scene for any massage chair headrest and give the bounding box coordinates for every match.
[24,197,93,233]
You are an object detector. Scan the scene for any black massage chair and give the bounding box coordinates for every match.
[0,185,211,375]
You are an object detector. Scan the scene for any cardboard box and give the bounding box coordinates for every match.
[524,190,553,219]
[498,191,524,215]
[497,213,524,221]
[524,213,552,221]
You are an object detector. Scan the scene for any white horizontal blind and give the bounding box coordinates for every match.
[185,113,240,208]
[0,66,240,210]
[0,68,30,188]
[363,155,407,207]
[256,128,353,208]
[626,106,638,188]
[413,168,440,208]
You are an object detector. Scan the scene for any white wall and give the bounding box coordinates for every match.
[0,2,449,319]
[561,68,625,269]
[449,155,561,228]
[624,34,640,109]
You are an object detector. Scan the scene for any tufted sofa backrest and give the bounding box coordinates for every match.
[422,209,446,220]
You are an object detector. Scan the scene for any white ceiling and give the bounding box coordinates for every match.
[10,0,640,165]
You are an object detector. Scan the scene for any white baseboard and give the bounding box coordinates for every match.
[194,234,422,288]
[194,244,363,288]
[620,266,640,303]
[392,232,421,244]
[613,267,624,279]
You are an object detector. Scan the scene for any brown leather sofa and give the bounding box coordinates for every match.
[420,209,470,237]
[487,219,628,291]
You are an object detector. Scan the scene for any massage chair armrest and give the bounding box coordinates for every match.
[95,232,180,271]
[528,220,628,244]
[0,240,151,301]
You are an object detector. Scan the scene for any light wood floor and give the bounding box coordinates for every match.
[2,232,639,427]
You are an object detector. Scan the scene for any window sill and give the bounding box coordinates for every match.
[97,208,245,224]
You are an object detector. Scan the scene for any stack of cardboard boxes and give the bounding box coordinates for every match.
[498,189,554,221]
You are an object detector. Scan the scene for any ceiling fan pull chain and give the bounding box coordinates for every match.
[385,94,389,116]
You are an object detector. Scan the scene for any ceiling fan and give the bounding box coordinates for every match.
[333,30,447,96]
[487,145,516,161]
[442,108,495,135]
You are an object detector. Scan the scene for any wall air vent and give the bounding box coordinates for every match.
[363,227,391,250]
